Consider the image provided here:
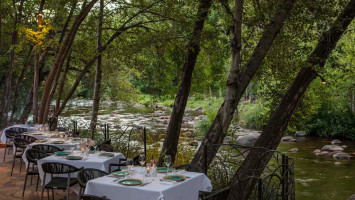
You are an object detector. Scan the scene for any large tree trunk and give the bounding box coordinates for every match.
[38,0,98,124]
[1,0,25,127]
[33,0,46,124]
[18,87,34,124]
[10,47,33,122]
[228,1,355,199]
[191,0,296,172]
[157,0,212,166]
[90,0,104,139]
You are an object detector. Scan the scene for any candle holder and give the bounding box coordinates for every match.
[80,147,86,153]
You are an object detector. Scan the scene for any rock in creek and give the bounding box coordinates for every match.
[281,136,295,142]
[236,132,260,147]
[331,139,342,145]
[294,131,306,137]
[289,148,299,152]
[333,152,352,160]
[322,145,344,152]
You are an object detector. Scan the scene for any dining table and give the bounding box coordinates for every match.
[84,167,212,200]
[37,151,125,185]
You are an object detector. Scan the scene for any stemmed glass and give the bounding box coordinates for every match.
[126,158,134,177]
[139,154,145,174]
[164,155,171,175]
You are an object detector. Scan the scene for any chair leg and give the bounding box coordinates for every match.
[51,188,54,200]
[47,188,49,200]
[22,165,29,197]
[77,187,82,200]
[3,141,7,162]
[36,174,40,191]
[40,187,45,200]
[10,155,16,176]
[31,164,34,184]
[19,157,23,173]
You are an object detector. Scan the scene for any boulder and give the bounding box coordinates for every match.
[331,139,342,145]
[194,107,204,112]
[281,136,295,142]
[289,148,299,152]
[236,132,260,147]
[322,145,344,152]
[335,162,342,166]
[313,149,321,155]
[347,193,355,200]
[289,139,297,142]
[294,131,306,137]
[333,152,351,160]
[341,145,348,148]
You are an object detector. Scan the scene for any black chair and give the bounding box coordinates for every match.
[41,162,82,200]
[81,195,109,200]
[32,144,63,154]
[23,149,49,197]
[97,144,114,152]
[109,155,140,173]
[199,187,231,200]
[11,138,29,176]
[16,134,37,143]
[77,168,108,199]
[3,129,21,162]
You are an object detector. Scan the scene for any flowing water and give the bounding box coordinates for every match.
[61,101,355,199]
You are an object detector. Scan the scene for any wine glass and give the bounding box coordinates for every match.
[164,155,171,175]
[139,154,145,174]
[126,158,134,177]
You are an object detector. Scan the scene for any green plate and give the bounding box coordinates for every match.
[51,141,65,144]
[100,153,114,157]
[66,156,83,160]
[112,171,130,176]
[72,139,81,142]
[163,175,186,182]
[156,167,172,173]
[54,151,69,156]
[118,179,142,186]
[89,150,97,154]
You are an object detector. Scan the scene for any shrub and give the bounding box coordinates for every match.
[239,103,269,130]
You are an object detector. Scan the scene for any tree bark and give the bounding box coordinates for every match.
[1,0,25,127]
[33,0,46,124]
[38,0,98,124]
[10,46,33,122]
[55,51,71,113]
[90,0,104,139]
[191,0,296,172]
[228,1,355,199]
[157,0,212,166]
[18,87,33,124]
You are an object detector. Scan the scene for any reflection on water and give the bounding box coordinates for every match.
[278,137,355,200]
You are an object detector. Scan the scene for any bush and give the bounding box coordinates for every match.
[306,102,355,139]
[239,103,269,130]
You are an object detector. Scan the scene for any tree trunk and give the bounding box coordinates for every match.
[38,0,98,124]
[228,1,355,199]
[10,47,33,122]
[18,87,34,124]
[157,0,212,166]
[55,51,71,114]
[191,0,296,172]
[90,0,104,139]
[1,0,25,127]
[33,0,46,124]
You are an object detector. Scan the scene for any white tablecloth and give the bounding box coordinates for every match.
[84,168,212,200]
[22,138,80,167]
[38,152,125,185]
[1,124,34,143]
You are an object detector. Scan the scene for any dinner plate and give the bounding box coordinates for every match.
[112,171,130,177]
[31,133,43,135]
[118,179,143,186]
[66,156,83,160]
[54,151,69,156]
[163,175,186,182]
[51,141,65,144]
[156,167,172,173]
[99,153,114,157]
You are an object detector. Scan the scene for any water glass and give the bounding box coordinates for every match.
[164,155,171,175]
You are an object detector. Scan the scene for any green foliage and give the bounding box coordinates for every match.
[306,102,355,139]
[239,103,269,130]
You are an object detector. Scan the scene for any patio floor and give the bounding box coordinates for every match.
[0,147,77,200]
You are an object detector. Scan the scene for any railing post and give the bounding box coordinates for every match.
[143,126,147,160]
[258,178,263,200]
[281,154,289,200]
[203,143,207,174]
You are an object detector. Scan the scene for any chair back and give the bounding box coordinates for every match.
[10,127,28,133]
[81,195,109,200]
[41,162,82,174]
[26,149,49,163]
[16,135,37,143]
[77,168,108,188]
[201,187,231,200]
[98,144,114,152]
[32,144,63,154]
[5,129,20,139]
[13,138,30,148]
